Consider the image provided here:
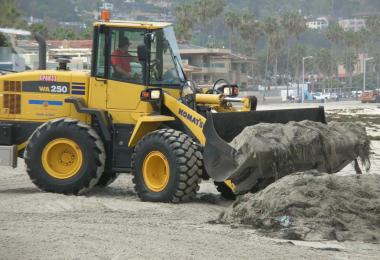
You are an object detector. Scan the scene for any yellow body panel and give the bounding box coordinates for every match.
[0,70,89,123]
[107,80,145,110]
[94,20,171,29]
[163,93,206,145]
[128,115,175,147]
[87,76,181,124]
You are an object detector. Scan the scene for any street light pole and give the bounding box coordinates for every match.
[363,57,374,92]
[302,56,313,103]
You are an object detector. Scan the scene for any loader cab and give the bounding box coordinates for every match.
[89,21,185,124]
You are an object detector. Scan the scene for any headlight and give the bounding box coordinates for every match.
[140,88,162,101]
[150,90,161,99]
[223,87,232,96]
[220,85,239,97]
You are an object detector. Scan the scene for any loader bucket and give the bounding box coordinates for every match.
[203,107,327,193]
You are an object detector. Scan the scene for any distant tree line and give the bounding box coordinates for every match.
[1,0,380,90]
[173,0,380,90]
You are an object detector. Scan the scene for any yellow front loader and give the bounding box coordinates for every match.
[0,19,325,202]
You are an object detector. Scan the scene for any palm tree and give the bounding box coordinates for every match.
[315,48,336,91]
[207,0,226,18]
[281,11,307,78]
[326,23,344,46]
[372,52,380,89]
[263,16,278,80]
[342,50,358,90]
[224,11,241,50]
[0,0,25,28]
[290,44,306,82]
[342,30,368,89]
[238,13,263,57]
[190,0,226,46]
[326,23,344,91]
[366,15,380,35]
[367,16,380,88]
[269,28,286,81]
[173,5,194,43]
[193,0,226,26]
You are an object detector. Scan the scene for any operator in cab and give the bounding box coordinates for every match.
[111,35,138,79]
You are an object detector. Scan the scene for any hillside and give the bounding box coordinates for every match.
[17,0,380,22]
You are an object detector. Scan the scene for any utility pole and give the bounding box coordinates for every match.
[363,57,374,92]
[302,56,313,103]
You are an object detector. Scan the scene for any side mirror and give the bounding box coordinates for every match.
[137,44,148,62]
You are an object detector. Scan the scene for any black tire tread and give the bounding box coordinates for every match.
[24,118,105,195]
[131,129,202,203]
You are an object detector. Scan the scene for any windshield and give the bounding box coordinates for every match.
[149,26,185,86]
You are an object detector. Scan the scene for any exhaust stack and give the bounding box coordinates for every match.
[33,33,46,70]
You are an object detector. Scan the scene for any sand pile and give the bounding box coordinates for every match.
[218,172,380,243]
[229,121,371,192]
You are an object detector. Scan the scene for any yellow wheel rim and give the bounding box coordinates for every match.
[142,151,170,192]
[42,138,83,180]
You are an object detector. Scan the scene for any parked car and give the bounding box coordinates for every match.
[330,93,338,99]
[313,92,330,101]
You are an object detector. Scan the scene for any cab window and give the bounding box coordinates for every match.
[94,29,106,78]
[150,29,182,86]
[109,28,145,84]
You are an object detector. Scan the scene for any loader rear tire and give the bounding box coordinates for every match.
[132,129,203,203]
[24,118,106,195]
[214,182,236,200]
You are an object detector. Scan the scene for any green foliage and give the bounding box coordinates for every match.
[0,33,10,47]
[238,13,263,55]
[29,23,49,39]
[315,48,333,76]
[174,0,226,43]
[173,4,194,43]
[366,15,380,35]
[18,0,78,22]
[281,11,307,39]
[326,23,344,45]
[0,0,26,28]
[50,27,78,40]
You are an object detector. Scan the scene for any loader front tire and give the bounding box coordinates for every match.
[24,118,106,195]
[132,129,202,203]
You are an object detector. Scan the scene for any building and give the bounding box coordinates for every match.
[122,1,173,22]
[337,53,370,79]
[100,2,114,11]
[179,44,255,87]
[15,39,92,70]
[145,0,172,8]
[338,18,366,32]
[306,17,329,30]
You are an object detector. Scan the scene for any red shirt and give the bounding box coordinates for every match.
[111,49,132,73]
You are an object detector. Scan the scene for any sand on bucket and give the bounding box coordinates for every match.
[228,121,371,192]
